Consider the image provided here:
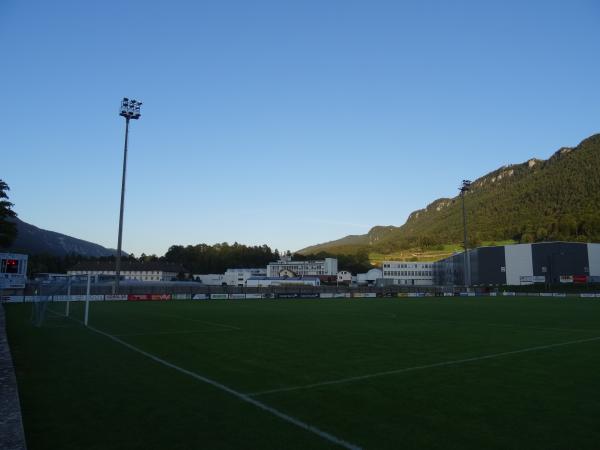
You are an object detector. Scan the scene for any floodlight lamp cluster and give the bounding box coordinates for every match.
[459,179,472,193]
[119,97,142,119]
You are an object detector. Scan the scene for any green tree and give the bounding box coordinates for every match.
[0,179,17,248]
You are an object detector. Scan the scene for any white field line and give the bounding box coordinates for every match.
[249,335,600,397]
[139,311,242,331]
[398,316,600,334]
[44,311,359,449]
[86,324,361,450]
[112,329,238,337]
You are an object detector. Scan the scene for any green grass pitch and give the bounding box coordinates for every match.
[5,297,600,450]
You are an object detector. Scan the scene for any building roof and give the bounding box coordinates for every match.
[248,276,320,281]
[69,261,188,273]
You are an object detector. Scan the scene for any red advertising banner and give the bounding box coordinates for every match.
[573,275,588,284]
[128,294,151,301]
[128,294,172,301]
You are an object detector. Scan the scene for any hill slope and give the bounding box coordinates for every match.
[4,218,121,257]
[299,134,600,257]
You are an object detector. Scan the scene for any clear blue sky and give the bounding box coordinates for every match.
[2,0,599,256]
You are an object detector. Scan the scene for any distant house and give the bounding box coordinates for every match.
[337,270,352,284]
[68,261,187,282]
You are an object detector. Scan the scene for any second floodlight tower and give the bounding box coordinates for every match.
[459,179,472,287]
[114,98,142,294]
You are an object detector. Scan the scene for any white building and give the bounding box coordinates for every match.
[68,261,186,282]
[356,268,382,285]
[223,268,267,287]
[194,274,225,285]
[0,253,28,290]
[382,261,434,286]
[33,273,69,283]
[337,270,352,284]
[246,276,321,287]
[267,258,338,277]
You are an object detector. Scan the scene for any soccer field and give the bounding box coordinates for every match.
[5,297,600,450]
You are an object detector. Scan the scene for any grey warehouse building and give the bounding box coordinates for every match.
[434,242,600,286]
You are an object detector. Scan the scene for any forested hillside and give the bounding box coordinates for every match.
[300,133,600,257]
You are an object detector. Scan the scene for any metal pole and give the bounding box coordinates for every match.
[461,191,470,288]
[114,117,130,294]
[84,273,91,326]
[66,275,71,317]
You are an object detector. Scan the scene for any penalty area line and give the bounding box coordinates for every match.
[85,324,361,450]
[249,335,600,397]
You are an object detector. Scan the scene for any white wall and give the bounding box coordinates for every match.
[195,274,224,285]
[588,243,600,277]
[505,244,533,285]
[324,258,338,275]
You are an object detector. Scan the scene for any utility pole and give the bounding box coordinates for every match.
[114,98,142,294]
[459,180,472,288]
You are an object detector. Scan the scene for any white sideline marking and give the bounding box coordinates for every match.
[249,335,600,397]
[113,329,238,337]
[86,324,361,450]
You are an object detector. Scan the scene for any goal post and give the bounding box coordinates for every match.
[84,273,91,327]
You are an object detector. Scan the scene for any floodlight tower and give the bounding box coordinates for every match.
[114,98,142,294]
[459,179,472,287]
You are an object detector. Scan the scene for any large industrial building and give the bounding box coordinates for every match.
[434,242,600,286]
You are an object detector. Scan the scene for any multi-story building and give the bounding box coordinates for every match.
[68,261,187,282]
[223,268,267,287]
[267,258,338,278]
[382,261,434,286]
[0,253,28,290]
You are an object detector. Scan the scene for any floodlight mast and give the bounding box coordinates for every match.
[114,98,142,294]
[459,180,472,288]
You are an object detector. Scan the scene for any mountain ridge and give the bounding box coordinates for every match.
[4,217,122,257]
[298,133,600,256]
